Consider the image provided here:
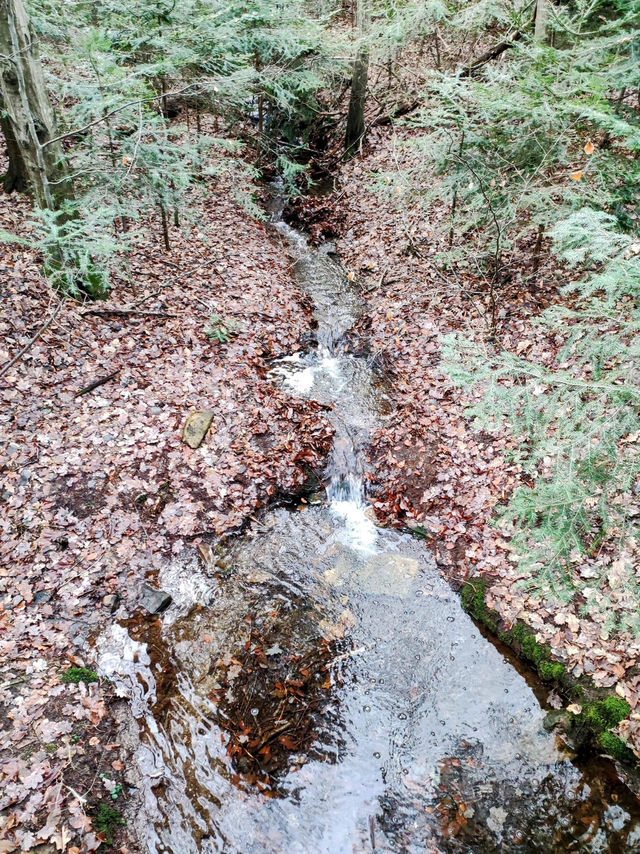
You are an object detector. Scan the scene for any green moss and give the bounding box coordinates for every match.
[584,696,631,730]
[570,697,633,762]
[461,581,567,683]
[459,577,636,766]
[94,803,126,844]
[61,666,99,684]
[460,579,498,633]
[409,525,428,540]
[598,732,635,763]
[539,660,567,681]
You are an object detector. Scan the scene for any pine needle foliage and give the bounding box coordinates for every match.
[342,0,640,632]
[19,0,345,298]
[402,1,640,627]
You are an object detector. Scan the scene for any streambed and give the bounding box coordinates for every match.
[97,214,640,852]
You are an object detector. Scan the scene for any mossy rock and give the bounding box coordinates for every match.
[599,732,636,763]
[460,579,499,634]
[569,696,633,760]
[585,696,631,730]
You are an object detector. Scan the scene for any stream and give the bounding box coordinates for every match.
[97,210,640,853]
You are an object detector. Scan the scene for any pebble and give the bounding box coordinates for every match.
[140,583,172,615]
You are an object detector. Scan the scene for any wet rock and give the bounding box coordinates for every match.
[543,710,570,733]
[325,552,419,598]
[141,583,172,614]
[103,593,120,612]
[182,410,215,449]
[319,241,338,256]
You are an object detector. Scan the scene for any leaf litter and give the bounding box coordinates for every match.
[0,145,333,851]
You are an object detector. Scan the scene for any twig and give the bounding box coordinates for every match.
[64,784,88,805]
[0,299,64,380]
[126,290,161,309]
[41,84,203,149]
[82,309,175,318]
[75,370,120,397]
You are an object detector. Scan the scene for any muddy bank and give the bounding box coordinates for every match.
[0,155,332,851]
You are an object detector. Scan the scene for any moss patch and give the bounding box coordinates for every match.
[460,578,635,765]
[598,732,636,763]
[570,697,633,760]
[585,696,631,730]
[460,578,499,634]
[94,802,126,845]
[61,666,99,684]
[505,620,568,684]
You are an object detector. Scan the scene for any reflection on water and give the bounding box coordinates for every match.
[97,206,640,853]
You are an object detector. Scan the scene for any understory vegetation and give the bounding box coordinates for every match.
[2,0,348,297]
[366,0,640,628]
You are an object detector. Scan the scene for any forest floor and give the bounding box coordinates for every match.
[321,123,640,755]
[0,154,332,852]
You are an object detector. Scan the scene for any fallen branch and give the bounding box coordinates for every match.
[82,309,174,319]
[371,98,421,127]
[41,83,203,149]
[461,31,523,77]
[75,370,120,397]
[0,299,64,380]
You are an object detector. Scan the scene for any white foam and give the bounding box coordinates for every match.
[284,365,315,394]
[96,624,156,717]
[331,499,378,554]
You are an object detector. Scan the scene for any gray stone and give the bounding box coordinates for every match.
[141,583,172,614]
[182,410,215,449]
[34,590,53,604]
[543,710,569,733]
[103,593,120,612]
[319,241,337,256]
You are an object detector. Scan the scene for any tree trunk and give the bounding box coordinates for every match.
[344,1,370,159]
[0,98,26,192]
[0,0,72,209]
[534,0,549,43]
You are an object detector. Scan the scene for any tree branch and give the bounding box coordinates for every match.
[0,299,64,380]
[460,31,523,78]
[41,84,204,149]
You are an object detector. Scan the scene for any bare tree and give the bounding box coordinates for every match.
[344,0,370,158]
[0,0,72,208]
[534,0,549,43]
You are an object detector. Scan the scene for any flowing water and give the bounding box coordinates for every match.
[97,213,640,853]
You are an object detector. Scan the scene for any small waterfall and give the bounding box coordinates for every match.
[271,208,379,552]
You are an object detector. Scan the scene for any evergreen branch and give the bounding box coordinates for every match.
[41,83,204,149]
[503,359,640,400]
